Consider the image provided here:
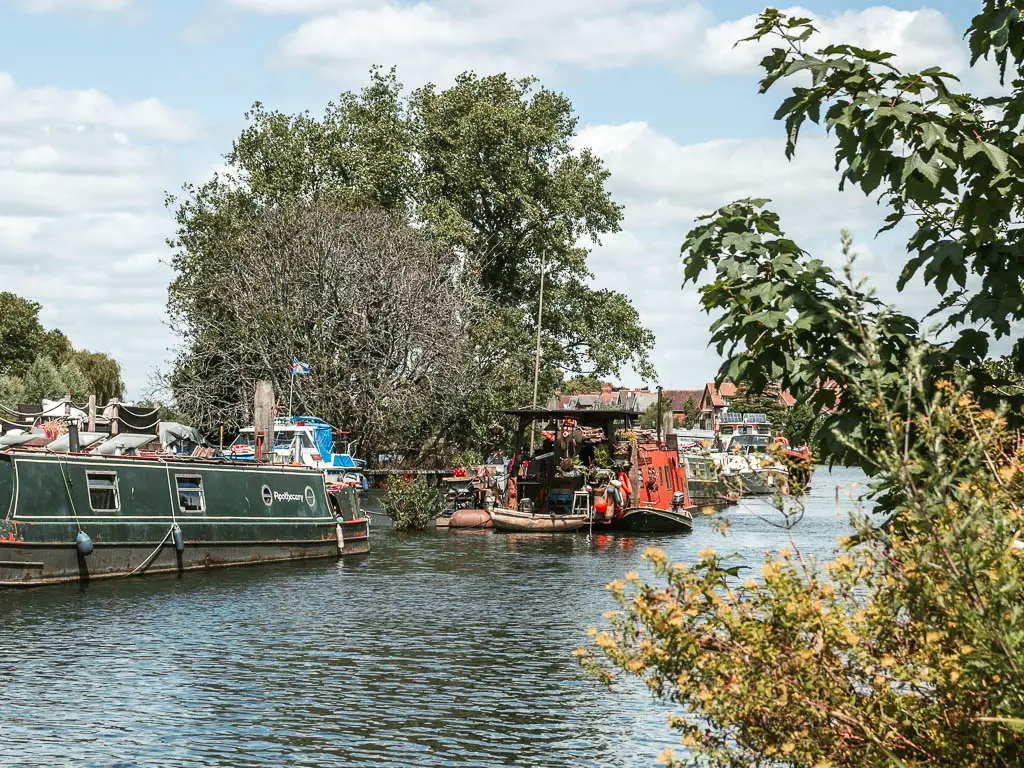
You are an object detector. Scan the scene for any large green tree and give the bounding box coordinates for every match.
[168,69,654,451]
[72,351,124,404]
[0,292,45,377]
[0,292,125,408]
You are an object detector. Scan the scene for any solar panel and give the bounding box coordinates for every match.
[94,433,158,455]
[45,432,109,452]
[0,431,46,447]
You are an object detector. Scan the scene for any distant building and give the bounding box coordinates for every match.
[549,384,703,426]
[662,389,703,426]
[549,382,655,414]
[698,382,795,431]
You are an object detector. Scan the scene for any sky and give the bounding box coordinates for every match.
[0,0,994,397]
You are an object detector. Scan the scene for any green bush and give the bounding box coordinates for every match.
[383,475,443,531]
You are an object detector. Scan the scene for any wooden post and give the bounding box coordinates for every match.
[111,398,120,435]
[64,391,71,419]
[254,381,275,464]
[87,395,97,433]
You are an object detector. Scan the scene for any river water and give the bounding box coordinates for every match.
[0,466,869,768]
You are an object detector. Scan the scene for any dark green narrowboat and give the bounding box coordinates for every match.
[0,449,368,587]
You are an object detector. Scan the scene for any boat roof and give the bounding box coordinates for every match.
[501,407,637,422]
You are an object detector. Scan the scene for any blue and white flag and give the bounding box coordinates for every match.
[291,360,311,375]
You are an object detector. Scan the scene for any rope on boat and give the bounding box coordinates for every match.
[110,415,163,430]
[126,525,176,577]
[52,451,83,533]
[120,463,182,578]
[0,403,50,418]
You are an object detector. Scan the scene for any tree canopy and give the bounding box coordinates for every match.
[0,292,123,410]
[170,199,481,461]
[167,69,654,456]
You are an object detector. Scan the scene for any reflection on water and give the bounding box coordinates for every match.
[0,467,866,767]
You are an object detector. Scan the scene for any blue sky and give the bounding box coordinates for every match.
[0,0,998,396]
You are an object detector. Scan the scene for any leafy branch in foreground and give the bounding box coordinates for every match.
[580,7,1024,764]
[581,311,1024,766]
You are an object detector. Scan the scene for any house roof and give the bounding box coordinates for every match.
[662,389,702,411]
[703,383,726,408]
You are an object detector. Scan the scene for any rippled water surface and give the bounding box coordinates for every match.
[1,467,868,767]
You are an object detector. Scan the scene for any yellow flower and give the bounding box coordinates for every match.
[926,631,941,644]
[698,547,716,560]
[656,748,675,765]
[743,578,757,590]
[625,570,640,582]
[643,546,666,563]
[572,647,587,658]
[595,632,613,648]
[880,655,896,668]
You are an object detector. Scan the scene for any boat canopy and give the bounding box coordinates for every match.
[288,416,334,460]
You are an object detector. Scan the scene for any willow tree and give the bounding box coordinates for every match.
[168,69,654,457]
[169,200,481,462]
[584,5,1024,766]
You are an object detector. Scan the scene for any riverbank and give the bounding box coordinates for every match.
[0,466,864,768]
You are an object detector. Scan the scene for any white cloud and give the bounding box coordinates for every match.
[251,2,969,86]
[18,0,132,11]
[576,121,940,386]
[696,6,966,78]
[225,0,368,12]
[0,73,199,142]
[0,73,197,395]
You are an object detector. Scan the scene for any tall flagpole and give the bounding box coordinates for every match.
[529,254,545,456]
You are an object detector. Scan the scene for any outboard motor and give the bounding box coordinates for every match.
[671,491,687,511]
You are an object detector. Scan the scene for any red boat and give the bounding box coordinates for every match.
[493,407,695,534]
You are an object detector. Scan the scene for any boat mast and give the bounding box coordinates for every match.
[529,253,546,456]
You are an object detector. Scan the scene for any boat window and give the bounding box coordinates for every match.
[176,475,205,514]
[87,472,119,511]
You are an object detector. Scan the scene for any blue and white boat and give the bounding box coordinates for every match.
[225,416,368,489]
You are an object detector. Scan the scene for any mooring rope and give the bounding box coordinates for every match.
[124,459,182,578]
[52,451,84,533]
[126,525,176,576]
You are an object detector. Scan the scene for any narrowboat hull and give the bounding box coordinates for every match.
[605,506,694,533]
[0,451,368,587]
